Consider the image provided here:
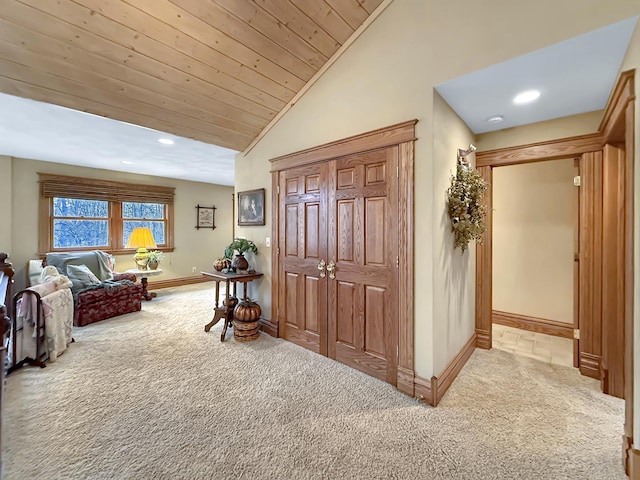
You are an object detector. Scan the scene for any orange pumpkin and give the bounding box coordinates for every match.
[234,300,261,321]
[213,258,227,271]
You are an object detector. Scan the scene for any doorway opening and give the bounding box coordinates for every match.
[475,71,634,407]
[491,158,578,369]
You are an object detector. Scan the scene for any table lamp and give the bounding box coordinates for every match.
[125,227,157,270]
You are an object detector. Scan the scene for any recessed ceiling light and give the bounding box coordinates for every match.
[487,115,504,124]
[513,90,541,105]
[158,138,175,145]
[121,160,134,165]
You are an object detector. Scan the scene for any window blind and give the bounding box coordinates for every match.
[39,173,175,204]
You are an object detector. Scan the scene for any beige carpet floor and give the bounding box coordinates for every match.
[3,283,625,479]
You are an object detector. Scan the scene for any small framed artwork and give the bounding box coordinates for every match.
[237,188,265,226]
[195,205,216,230]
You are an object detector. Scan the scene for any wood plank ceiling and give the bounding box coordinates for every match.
[0,0,384,151]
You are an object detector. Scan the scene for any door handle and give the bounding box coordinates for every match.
[317,259,326,278]
[327,260,336,280]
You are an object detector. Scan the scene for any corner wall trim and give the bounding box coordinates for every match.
[628,445,640,479]
[414,375,433,405]
[623,434,633,476]
[433,333,477,406]
[492,310,573,339]
[579,352,601,379]
[259,318,278,337]
[413,333,477,406]
[397,367,415,397]
[476,329,491,350]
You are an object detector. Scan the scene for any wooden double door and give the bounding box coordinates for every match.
[277,146,399,385]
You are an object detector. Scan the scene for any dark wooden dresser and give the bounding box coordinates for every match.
[0,253,15,480]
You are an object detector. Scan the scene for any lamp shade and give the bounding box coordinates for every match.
[125,227,157,250]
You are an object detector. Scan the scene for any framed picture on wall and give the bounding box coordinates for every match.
[196,205,216,229]
[237,188,265,226]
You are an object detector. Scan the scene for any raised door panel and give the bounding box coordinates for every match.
[328,147,399,384]
[337,200,355,262]
[336,280,356,346]
[365,285,386,357]
[365,198,385,265]
[279,165,328,355]
[285,205,299,256]
[305,277,320,334]
[305,203,320,259]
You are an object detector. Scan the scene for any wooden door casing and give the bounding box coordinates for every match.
[269,120,417,396]
[573,158,580,368]
[476,144,627,395]
[278,163,328,355]
[277,148,400,384]
[327,147,399,385]
[579,150,603,380]
[601,143,626,398]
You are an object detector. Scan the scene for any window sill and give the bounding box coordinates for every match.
[37,247,175,257]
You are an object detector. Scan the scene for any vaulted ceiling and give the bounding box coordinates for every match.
[0,0,384,152]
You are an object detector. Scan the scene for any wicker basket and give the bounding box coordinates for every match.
[232,318,260,342]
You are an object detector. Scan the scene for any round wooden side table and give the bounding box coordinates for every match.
[125,268,163,301]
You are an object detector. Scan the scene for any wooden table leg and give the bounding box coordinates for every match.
[204,307,225,332]
[220,281,232,341]
[141,277,156,301]
[221,315,232,342]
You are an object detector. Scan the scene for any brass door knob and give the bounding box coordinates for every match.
[327,260,336,280]
[317,259,326,278]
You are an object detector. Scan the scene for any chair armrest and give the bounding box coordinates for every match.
[113,272,137,283]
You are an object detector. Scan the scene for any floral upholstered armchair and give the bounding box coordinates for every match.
[29,251,143,327]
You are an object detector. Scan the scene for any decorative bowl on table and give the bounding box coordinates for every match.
[213,258,228,271]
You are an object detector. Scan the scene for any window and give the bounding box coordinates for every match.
[53,198,109,249]
[39,174,174,254]
[122,202,166,245]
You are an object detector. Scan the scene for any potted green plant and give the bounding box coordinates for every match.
[224,238,258,271]
[146,250,164,270]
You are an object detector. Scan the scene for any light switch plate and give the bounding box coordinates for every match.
[265,237,271,247]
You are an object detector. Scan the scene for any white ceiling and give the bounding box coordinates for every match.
[0,93,238,186]
[0,17,637,182]
[436,16,638,135]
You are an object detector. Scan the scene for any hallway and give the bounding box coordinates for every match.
[493,323,574,367]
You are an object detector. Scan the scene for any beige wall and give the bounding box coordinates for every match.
[0,155,11,253]
[236,0,437,376]
[476,111,603,151]
[619,19,640,450]
[493,159,575,323]
[432,92,476,374]
[10,158,234,290]
[236,0,640,378]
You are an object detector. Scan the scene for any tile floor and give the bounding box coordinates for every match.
[492,323,575,368]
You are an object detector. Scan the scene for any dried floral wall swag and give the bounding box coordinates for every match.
[447,147,487,253]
